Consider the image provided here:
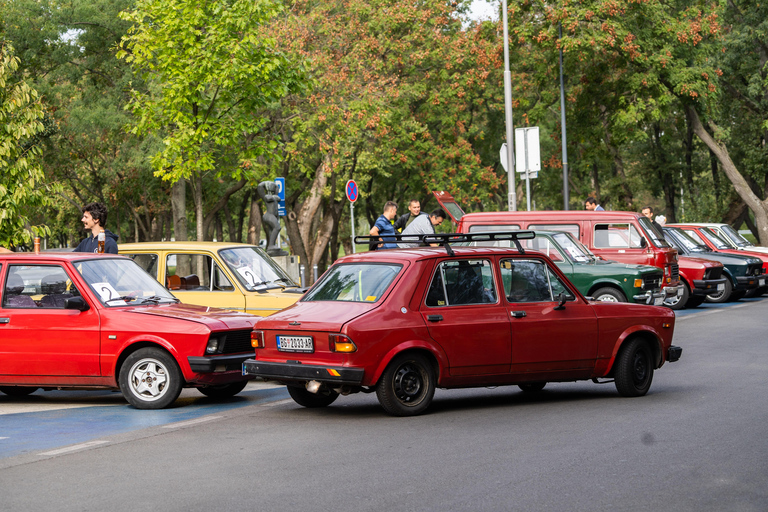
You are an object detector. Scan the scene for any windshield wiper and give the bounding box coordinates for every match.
[136,295,178,304]
[105,296,138,304]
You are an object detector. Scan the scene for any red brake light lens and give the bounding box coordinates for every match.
[251,330,265,349]
[329,334,357,353]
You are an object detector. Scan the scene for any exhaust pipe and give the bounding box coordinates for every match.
[306,380,321,394]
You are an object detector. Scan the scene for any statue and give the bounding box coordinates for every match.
[257,181,287,256]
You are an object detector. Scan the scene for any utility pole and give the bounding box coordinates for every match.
[502,0,517,211]
[559,23,569,210]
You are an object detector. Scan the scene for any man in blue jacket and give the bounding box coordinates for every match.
[75,202,119,254]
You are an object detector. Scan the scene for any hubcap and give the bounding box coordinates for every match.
[128,359,169,401]
[633,351,649,386]
[597,294,619,302]
[393,363,425,404]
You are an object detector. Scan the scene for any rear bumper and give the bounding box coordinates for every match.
[691,277,728,296]
[242,359,365,385]
[667,345,682,363]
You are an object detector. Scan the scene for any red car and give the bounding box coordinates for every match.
[243,232,681,416]
[0,252,259,409]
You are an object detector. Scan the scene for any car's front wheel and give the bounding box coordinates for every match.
[518,382,546,393]
[376,353,436,416]
[0,386,38,397]
[614,338,654,397]
[197,380,248,399]
[592,287,626,303]
[287,385,339,408]
[119,348,183,409]
[705,278,732,303]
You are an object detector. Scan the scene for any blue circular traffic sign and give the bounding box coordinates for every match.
[346,180,358,203]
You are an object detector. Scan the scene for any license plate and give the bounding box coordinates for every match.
[276,335,313,353]
[654,297,663,306]
[760,279,765,287]
[717,283,725,291]
[677,288,684,297]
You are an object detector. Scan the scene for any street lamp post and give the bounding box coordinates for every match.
[502,0,517,211]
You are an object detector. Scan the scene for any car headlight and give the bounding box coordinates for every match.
[206,335,225,354]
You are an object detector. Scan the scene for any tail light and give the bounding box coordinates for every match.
[251,330,265,349]
[329,334,357,353]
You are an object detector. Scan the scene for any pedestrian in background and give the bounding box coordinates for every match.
[394,199,425,232]
[398,208,446,248]
[369,201,398,250]
[641,206,663,234]
[75,202,119,254]
[585,197,605,211]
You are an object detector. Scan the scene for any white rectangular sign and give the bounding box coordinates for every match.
[515,127,541,173]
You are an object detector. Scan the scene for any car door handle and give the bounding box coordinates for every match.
[511,311,527,318]
[427,315,443,322]
[0,318,9,324]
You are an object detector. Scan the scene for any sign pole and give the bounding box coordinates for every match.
[345,180,359,254]
[502,0,517,211]
[350,202,356,254]
[524,128,531,211]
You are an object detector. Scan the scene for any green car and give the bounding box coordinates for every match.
[469,230,665,304]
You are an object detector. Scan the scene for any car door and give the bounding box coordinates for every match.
[499,258,599,376]
[420,258,511,376]
[0,264,101,377]
[165,252,245,311]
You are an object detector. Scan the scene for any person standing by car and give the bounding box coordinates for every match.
[75,202,119,254]
[398,209,446,248]
[393,199,425,232]
[641,206,663,234]
[585,197,605,211]
[369,201,398,250]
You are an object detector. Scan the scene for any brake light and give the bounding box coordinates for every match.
[329,334,357,353]
[251,330,265,349]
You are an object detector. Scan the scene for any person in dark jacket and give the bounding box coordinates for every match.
[75,202,119,254]
[393,199,426,232]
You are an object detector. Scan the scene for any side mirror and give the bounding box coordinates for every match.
[639,237,647,248]
[553,292,567,310]
[65,296,90,312]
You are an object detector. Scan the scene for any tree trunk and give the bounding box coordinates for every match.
[202,179,246,237]
[247,193,263,245]
[194,174,204,241]
[171,179,188,241]
[686,105,768,246]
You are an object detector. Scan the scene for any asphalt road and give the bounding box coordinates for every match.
[1,298,767,511]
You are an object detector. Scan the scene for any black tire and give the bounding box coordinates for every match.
[197,380,248,399]
[744,286,766,298]
[376,353,436,416]
[664,282,689,310]
[518,382,546,393]
[0,386,38,397]
[592,287,626,303]
[287,385,339,408]
[729,290,746,302]
[705,278,732,303]
[685,296,705,308]
[614,338,654,397]
[119,348,183,409]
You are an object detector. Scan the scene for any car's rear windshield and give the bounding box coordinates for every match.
[303,263,402,303]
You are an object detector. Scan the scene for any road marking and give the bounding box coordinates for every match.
[261,399,293,407]
[0,437,8,440]
[40,440,109,456]
[160,416,222,429]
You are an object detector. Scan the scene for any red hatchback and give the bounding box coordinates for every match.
[0,252,259,408]
[243,232,681,416]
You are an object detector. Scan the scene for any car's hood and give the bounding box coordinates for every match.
[125,303,258,330]
[254,301,378,332]
[580,260,660,273]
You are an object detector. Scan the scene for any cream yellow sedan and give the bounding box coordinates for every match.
[120,242,303,316]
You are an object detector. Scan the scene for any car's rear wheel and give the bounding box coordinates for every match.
[197,380,248,399]
[0,386,38,397]
[705,278,732,303]
[119,348,183,409]
[614,338,654,397]
[664,282,689,310]
[518,382,546,393]
[592,287,626,303]
[287,385,339,408]
[376,353,435,416]
[685,296,705,308]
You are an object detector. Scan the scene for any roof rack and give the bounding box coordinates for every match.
[353,231,536,256]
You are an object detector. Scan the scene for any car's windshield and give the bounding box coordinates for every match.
[551,232,593,263]
[665,228,708,253]
[700,228,731,250]
[720,225,753,248]
[638,217,671,247]
[303,263,402,302]
[75,258,178,306]
[219,247,296,291]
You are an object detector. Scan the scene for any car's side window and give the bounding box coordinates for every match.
[528,224,580,238]
[499,259,555,303]
[124,253,158,279]
[594,223,643,248]
[426,259,496,307]
[212,262,234,291]
[166,254,211,291]
[548,267,575,300]
[519,238,565,261]
[3,265,80,309]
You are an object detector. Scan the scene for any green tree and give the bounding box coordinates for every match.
[0,41,59,248]
[118,0,307,241]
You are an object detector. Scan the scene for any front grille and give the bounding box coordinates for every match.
[670,263,680,281]
[705,267,723,280]
[643,272,663,290]
[220,329,254,354]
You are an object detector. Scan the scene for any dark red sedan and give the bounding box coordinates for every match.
[243,232,681,416]
[0,252,259,408]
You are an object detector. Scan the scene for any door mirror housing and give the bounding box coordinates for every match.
[65,296,90,312]
[553,292,567,310]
